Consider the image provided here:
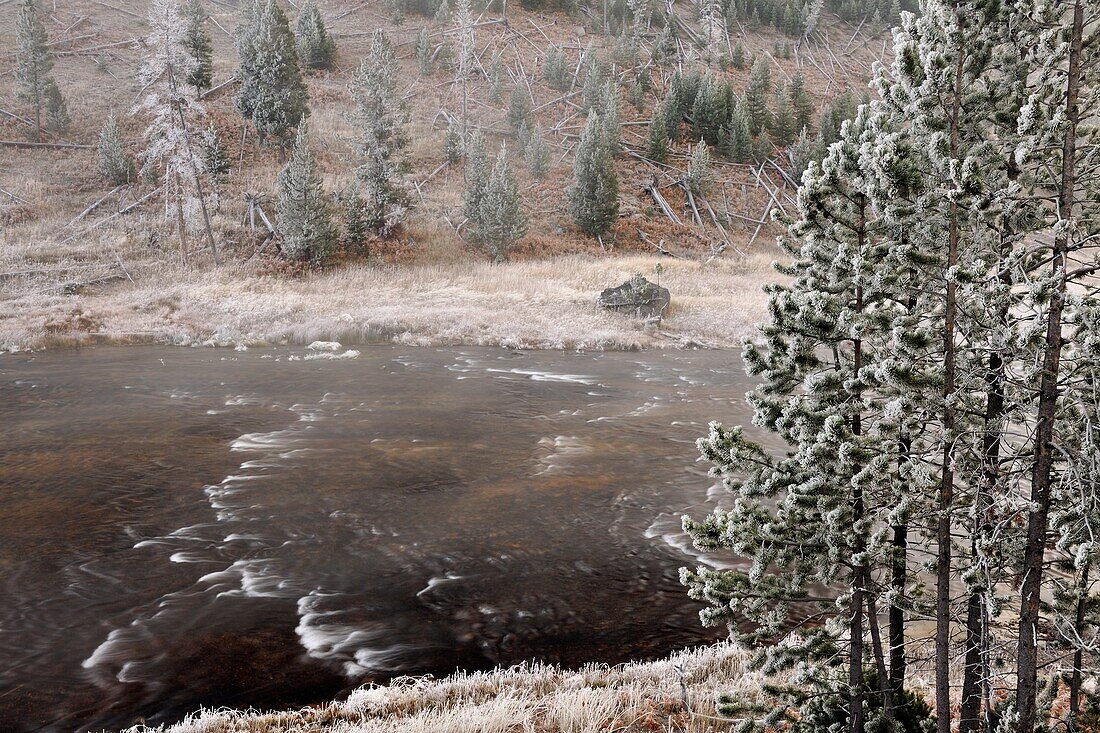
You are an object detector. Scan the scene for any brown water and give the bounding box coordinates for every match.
[0,344,754,732]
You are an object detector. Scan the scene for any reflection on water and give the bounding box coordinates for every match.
[0,345,756,732]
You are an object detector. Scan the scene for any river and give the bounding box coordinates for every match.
[0,344,755,732]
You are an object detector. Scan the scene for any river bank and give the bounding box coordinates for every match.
[122,642,771,733]
[0,254,775,353]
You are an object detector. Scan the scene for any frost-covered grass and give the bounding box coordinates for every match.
[124,642,772,733]
[0,250,777,352]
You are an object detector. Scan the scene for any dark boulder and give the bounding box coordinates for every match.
[597,274,670,319]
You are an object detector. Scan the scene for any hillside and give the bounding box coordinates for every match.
[0,0,888,351]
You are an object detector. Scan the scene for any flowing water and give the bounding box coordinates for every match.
[0,344,757,732]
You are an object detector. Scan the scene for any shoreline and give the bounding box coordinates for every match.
[2,254,776,354]
[122,642,771,733]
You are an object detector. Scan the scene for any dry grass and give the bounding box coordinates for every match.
[0,244,778,350]
[123,642,774,733]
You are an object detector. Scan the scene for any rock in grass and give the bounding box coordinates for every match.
[597,274,670,319]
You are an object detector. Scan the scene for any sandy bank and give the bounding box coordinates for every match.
[1,254,775,352]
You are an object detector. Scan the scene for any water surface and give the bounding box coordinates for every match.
[0,344,754,732]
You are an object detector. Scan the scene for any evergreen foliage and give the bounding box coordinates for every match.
[508,85,532,132]
[684,139,713,197]
[462,131,489,230]
[201,125,231,182]
[235,0,309,145]
[43,81,70,135]
[647,112,669,163]
[524,125,550,178]
[96,110,135,185]
[14,0,54,137]
[442,123,463,164]
[468,144,527,261]
[567,114,618,237]
[182,0,214,90]
[276,121,336,264]
[542,45,571,91]
[295,0,337,70]
[744,56,772,134]
[349,29,409,235]
[723,104,753,162]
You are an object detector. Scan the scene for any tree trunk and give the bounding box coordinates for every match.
[935,19,967,733]
[866,589,893,717]
[1016,3,1082,730]
[173,170,190,267]
[889,520,907,697]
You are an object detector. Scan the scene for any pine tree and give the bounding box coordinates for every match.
[508,85,532,132]
[96,110,135,185]
[276,121,335,263]
[470,144,527,261]
[691,73,731,146]
[136,0,219,265]
[769,84,795,146]
[582,55,609,112]
[202,125,231,182]
[236,0,309,145]
[463,131,489,230]
[524,125,550,178]
[14,0,53,138]
[684,139,713,197]
[415,26,433,71]
[340,181,368,250]
[349,29,409,235]
[442,123,463,164]
[296,0,337,70]
[542,44,570,91]
[43,80,70,135]
[788,71,813,133]
[724,103,753,162]
[744,55,772,134]
[568,113,618,237]
[182,0,214,90]
[647,112,669,163]
[729,42,746,69]
[683,102,900,733]
[600,81,621,154]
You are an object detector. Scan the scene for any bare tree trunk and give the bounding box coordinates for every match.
[1016,3,1083,730]
[935,22,967,733]
[889,520,907,697]
[866,589,893,717]
[173,170,190,267]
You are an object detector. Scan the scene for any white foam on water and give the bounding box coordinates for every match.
[486,368,597,385]
[294,592,415,677]
[535,436,591,476]
[416,572,464,597]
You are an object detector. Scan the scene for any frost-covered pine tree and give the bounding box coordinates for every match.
[295,0,337,70]
[96,110,135,185]
[524,124,550,178]
[182,0,214,91]
[698,0,725,62]
[684,139,713,197]
[470,144,527,261]
[349,29,409,235]
[788,71,813,134]
[276,121,336,263]
[1009,2,1100,729]
[508,84,532,132]
[567,113,618,237]
[682,102,904,733]
[542,44,570,91]
[769,84,795,146]
[235,0,309,145]
[691,72,731,146]
[201,125,231,182]
[136,0,219,266]
[599,80,621,155]
[14,0,53,138]
[442,123,463,164]
[415,27,433,71]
